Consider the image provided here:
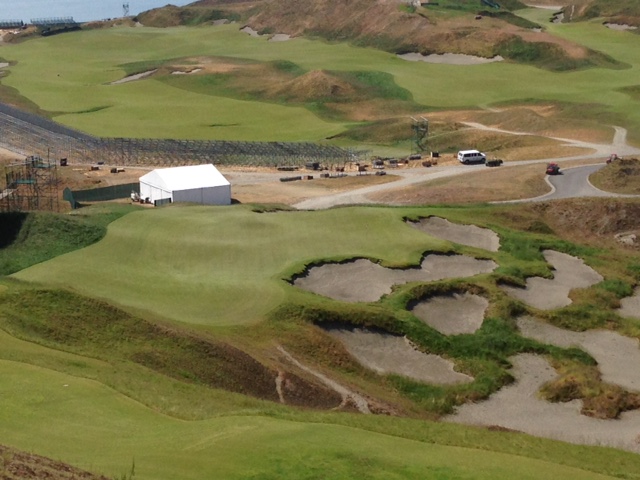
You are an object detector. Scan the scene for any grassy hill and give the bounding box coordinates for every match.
[139,0,623,72]
[2,202,640,478]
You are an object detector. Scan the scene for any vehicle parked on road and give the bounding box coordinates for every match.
[546,163,561,175]
[458,149,487,164]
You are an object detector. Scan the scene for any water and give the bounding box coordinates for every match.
[0,0,193,23]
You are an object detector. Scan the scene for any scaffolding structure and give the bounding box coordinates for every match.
[410,116,429,154]
[1,156,59,212]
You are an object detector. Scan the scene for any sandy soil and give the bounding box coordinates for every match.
[619,287,640,320]
[324,327,473,385]
[517,316,640,392]
[398,53,503,65]
[293,255,497,303]
[446,354,640,453]
[411,293,489,335]
[500,250,603,310]
[408,217,500,252]
[605,23,638,31]
[110,69,157,85]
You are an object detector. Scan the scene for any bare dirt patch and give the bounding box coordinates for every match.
[500,250,603,310]
[445,353,640,453]
[227,171,398,205]
[517,316,640,392]
[324,326,473,385]
[293,255,497,303]
[410,293,489,335]
[0,443,110,480]
[408,217,500,252]
[619,287,640,320]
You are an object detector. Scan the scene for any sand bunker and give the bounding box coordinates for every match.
[325,327,472,384]
[500,250,603,310]
[294,255,497,303]
[409,217,500,252]
[605,23,638,31]
[111,69,157,85]
[398,53,503,65]
[517,315,640,392]
[171,68,202,75]
[269,34,291,42]
[241,26,291,41]
[411,293,489,335]
[619,287,640,320]
[446,354,640,453]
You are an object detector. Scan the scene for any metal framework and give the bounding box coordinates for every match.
[0,20,24,29]
[1,156,59,212]
[0,103,354,169]
[410,116,429,154]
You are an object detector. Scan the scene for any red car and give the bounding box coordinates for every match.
[546,163,560,175]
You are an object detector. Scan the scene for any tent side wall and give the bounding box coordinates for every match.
[140,181,172,204]
[173,185,231,205]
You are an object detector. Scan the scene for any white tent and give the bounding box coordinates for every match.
[139,164,231,206]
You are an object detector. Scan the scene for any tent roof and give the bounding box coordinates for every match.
[139,164,230,191]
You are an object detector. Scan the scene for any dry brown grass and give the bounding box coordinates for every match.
[590,157,640,195]
[369,163,551,205]
[0,444,109,480]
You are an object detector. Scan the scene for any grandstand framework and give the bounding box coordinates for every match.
[0,103,355,170]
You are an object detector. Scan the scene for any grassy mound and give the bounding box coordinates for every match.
[590,158,640,194]
[0,205,134,275]
[3,202,640,477]
[573,0,640,26]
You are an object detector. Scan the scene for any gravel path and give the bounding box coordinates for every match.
[277,345,371,413]
[500,250,603,310]
[445,354,640,453]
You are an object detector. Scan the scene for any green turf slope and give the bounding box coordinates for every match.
[11,205,449,326]
[0,359,631,480]
[1,21,639,143]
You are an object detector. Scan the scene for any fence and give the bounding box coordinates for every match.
[63,183,139,209]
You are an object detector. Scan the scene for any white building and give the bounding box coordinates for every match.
[139,164,231,206]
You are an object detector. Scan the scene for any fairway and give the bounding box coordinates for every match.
[0,359,626,480]
[1,20,639,143]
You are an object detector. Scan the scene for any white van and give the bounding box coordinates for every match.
[458,150,486,164]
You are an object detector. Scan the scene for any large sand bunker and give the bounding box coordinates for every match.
[411,293,489,335]
[500,250,603,310]
[325,326,473,385]
[517,316,640,392]
[619,287,640,320]
[408,217,500,252]
[446,354,640,453]
[294,255,497,303]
